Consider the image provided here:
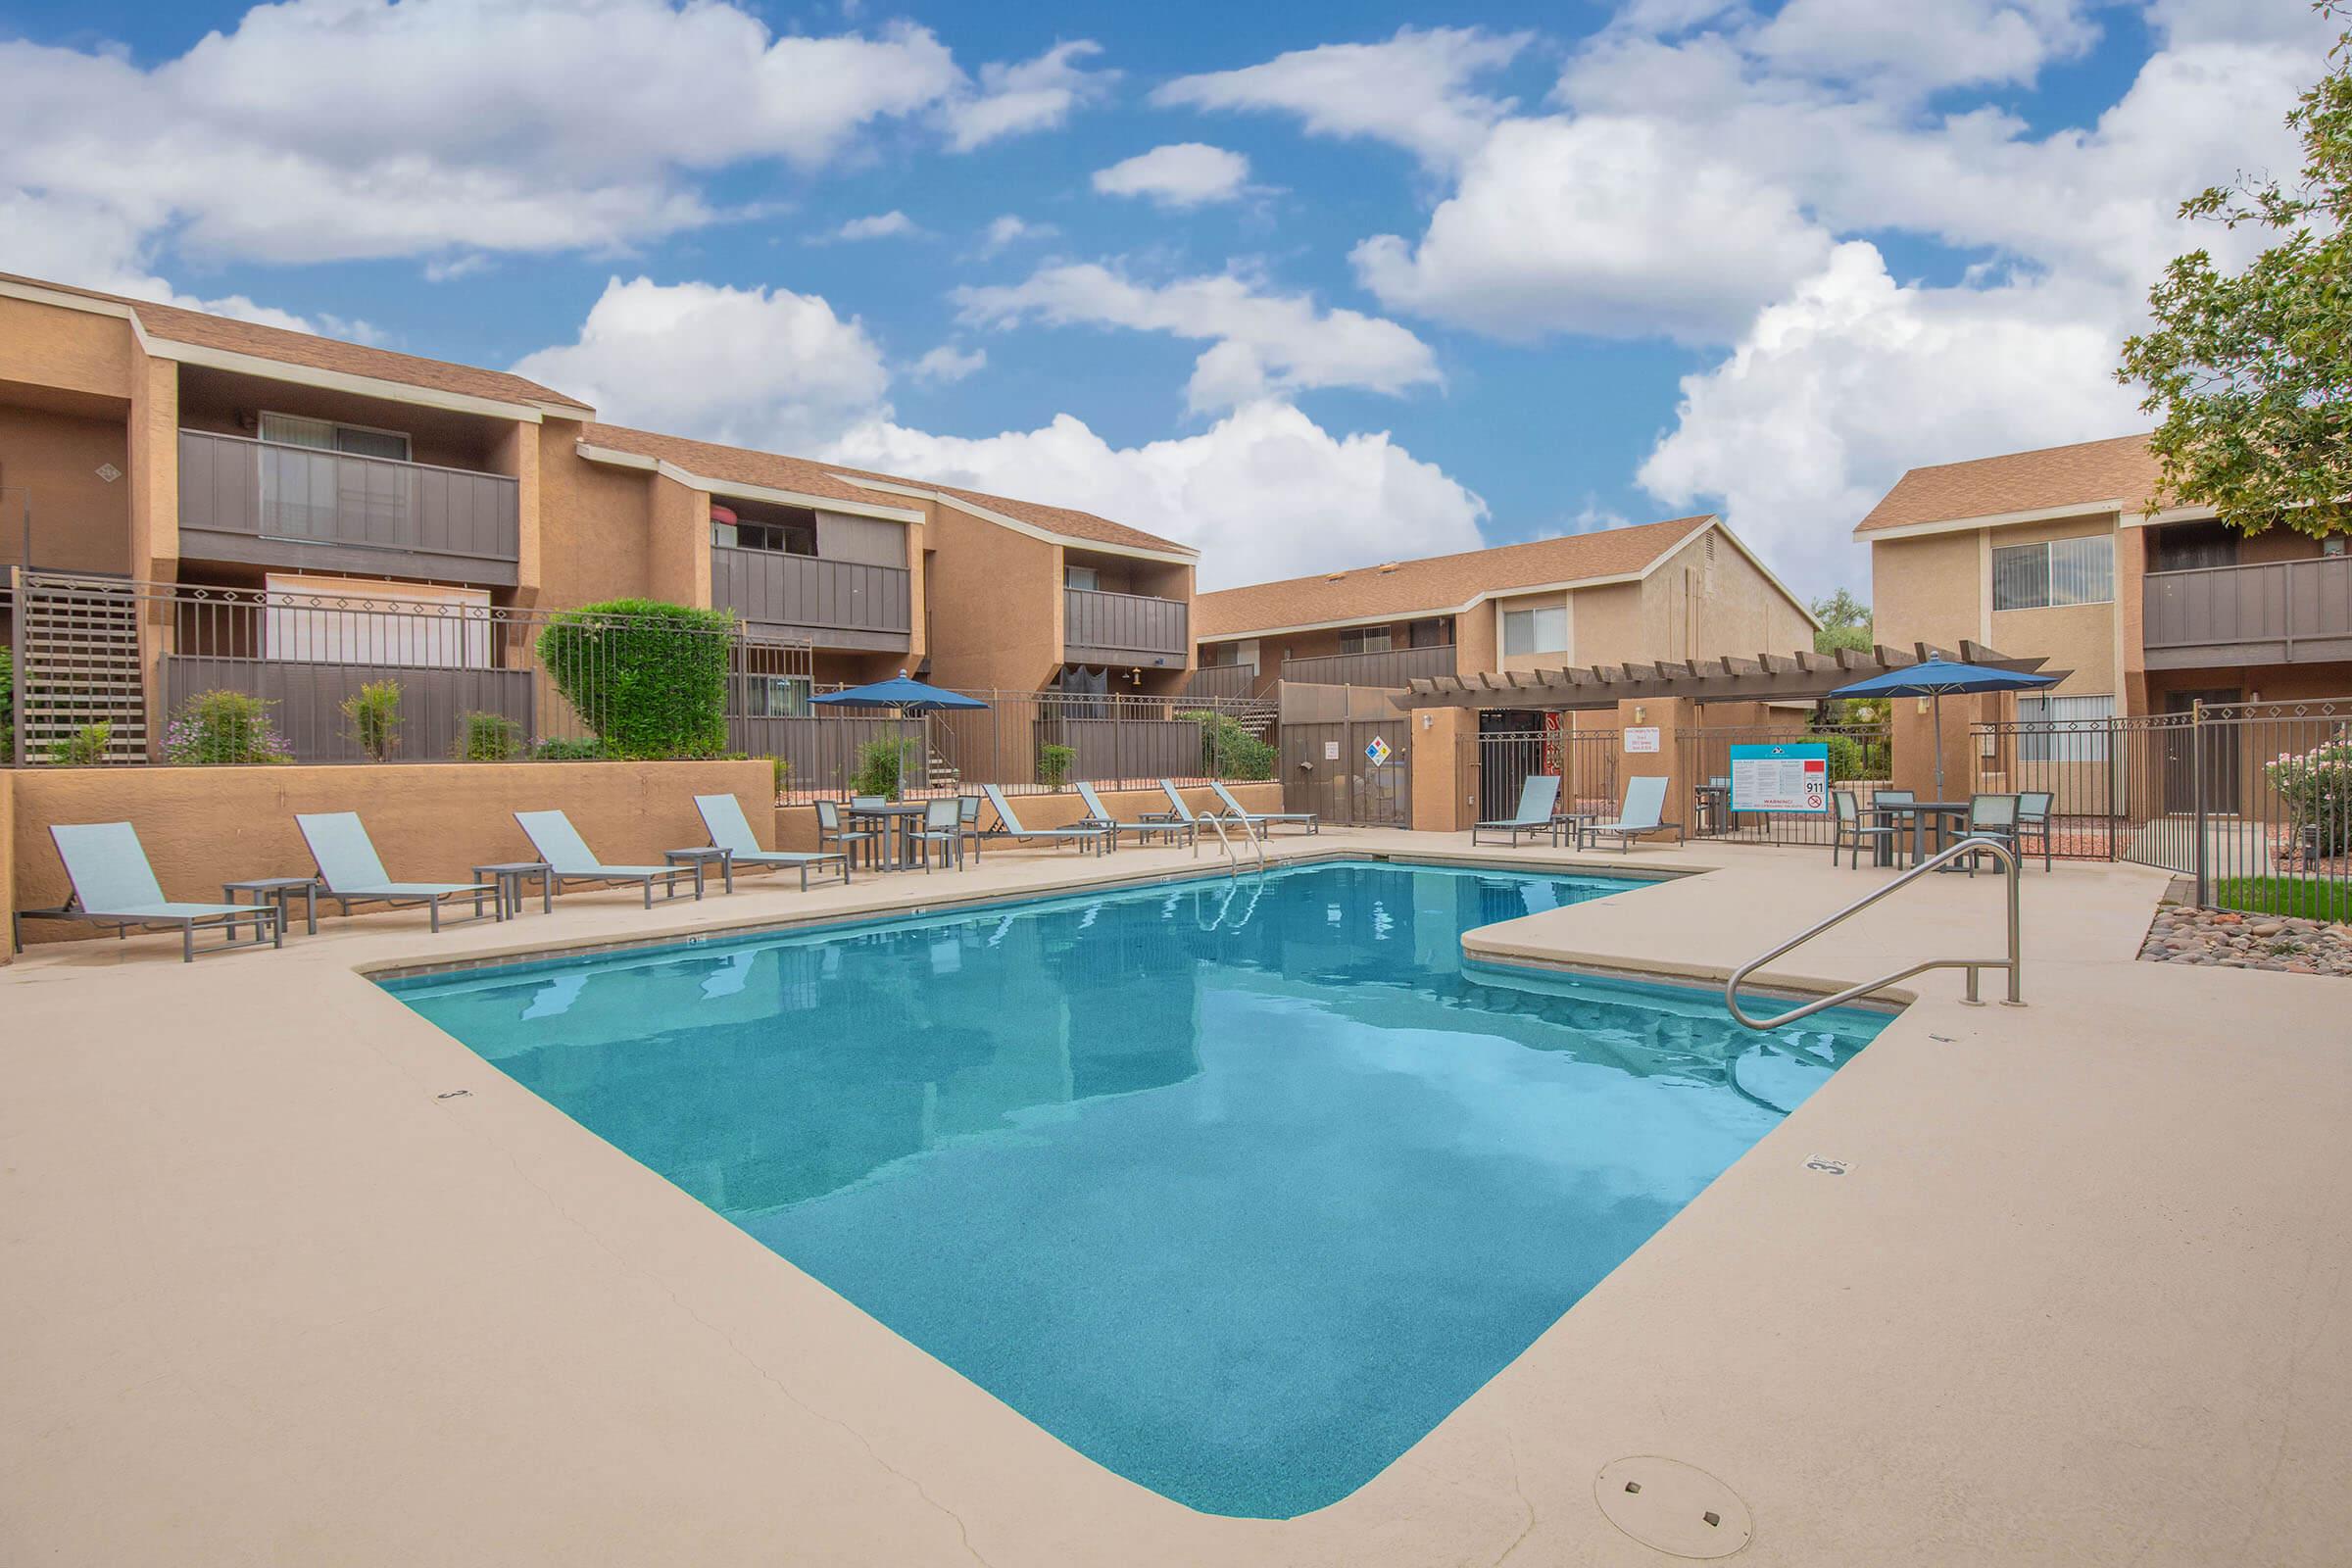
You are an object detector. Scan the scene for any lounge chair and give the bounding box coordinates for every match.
[20,821,280,962]
[514,810,702,907]
[297,811,496,931]
[1144,779,1204,829]
[1578,776,1684,853]
[978,784,1110,856]
[695,794,852,891]
[1209,779,1319,836]
[1472,774,1563,847]
[1075,781,1193,849]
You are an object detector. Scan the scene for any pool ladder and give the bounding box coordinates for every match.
[1195,808,1268,878]
[1724,836,2024,1030]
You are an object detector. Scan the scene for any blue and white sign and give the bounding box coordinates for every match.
[1364,735,1393,767]
[1729,742,1829,813]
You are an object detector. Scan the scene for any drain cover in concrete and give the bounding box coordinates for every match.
[1594,1456,1753,1559]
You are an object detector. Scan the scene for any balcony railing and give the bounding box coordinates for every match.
[1182,663,1256,701]
[177,428,519,579]
[2142,557,2352,668]
[712,545,910,646]
[1064,586,1189,660]
[1281,644,1457,687]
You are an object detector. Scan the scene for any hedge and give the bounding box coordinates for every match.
[536,599,735,759]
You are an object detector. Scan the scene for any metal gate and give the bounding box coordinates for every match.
[1282,718,1410,825]
[1470,726,1620,824]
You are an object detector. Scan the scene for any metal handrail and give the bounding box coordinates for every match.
[1191,808,1267,878]
[1724,836,2024,1030]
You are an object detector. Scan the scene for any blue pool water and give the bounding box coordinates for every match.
[387,860,1886,1518]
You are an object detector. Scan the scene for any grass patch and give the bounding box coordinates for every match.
[2215,877,2352,924]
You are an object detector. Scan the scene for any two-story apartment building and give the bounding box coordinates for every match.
[0,270,1196,761]
[1192,514,1816,699]
[1861,433,2352,730]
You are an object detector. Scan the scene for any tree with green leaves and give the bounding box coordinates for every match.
[2118,2,2350,538]
[1810,587,1873,656]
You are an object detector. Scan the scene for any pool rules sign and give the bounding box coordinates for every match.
[1728,742,1830,814]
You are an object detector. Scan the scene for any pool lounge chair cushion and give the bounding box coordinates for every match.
[37,821,281,961]
[979,785,1109,851]
[296,811,494,927]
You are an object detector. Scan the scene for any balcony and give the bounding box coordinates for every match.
[1063,586,1189,664]
[2142,557,2352,669]
[177,428,520,586]
[1182,663,1256,701]
[713,545,910,651]
[1281,644,1457,687]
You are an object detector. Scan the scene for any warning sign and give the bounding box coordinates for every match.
[1729,743,1829,814]
[1364,736,1393,767]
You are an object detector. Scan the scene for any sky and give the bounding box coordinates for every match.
[0,0,2334,596]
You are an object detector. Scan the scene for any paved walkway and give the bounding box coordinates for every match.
[3,833,2347,1565]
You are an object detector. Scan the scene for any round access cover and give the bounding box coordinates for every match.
[1593,1455,1754,1559]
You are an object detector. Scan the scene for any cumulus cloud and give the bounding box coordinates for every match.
[975,214,1055,256]
[942,40,1116,152]
[1153,25,1531,169]
[812,211,922,243]
[1747,0,2099,91]
[513,276,891,451]
[825,401,1488,588]
[956,263,1441,413]
[909,343,986,384]
[1091,143,1253,208]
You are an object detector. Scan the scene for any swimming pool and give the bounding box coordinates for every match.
[388,859,1887,1518]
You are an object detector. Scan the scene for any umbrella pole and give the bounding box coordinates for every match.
[1932,692,1945,799]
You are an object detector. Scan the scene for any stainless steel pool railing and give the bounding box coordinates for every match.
[1724,836,2024,1030]
[1194,809,1267,878]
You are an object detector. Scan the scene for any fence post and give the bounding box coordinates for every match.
[2191,699,2210,906]
[2106,714,2118,861]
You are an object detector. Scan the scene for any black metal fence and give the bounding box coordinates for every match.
[1467,727,1621,824]
[1677,721,1894,848]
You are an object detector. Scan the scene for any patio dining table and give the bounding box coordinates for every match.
[849,803,932,871]
[1872,800,1971,869]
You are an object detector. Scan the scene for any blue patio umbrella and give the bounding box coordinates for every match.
[809,672,988,801]
[1829,659,2057,798]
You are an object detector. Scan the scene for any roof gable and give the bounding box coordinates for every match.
[1857,433,2164,534]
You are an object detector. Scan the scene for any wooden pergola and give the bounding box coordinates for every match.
[1396,640,2061,710]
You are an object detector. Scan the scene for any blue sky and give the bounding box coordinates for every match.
[0,0,2332,593]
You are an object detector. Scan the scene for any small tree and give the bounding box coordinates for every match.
[2118,2,2352,539]
[849,737,908,799]
[339,677,403,761]
[770,755,792,799]
[1037,742,1076,789]
[536,599,734,759]
[1182,709,1275,780]
[1810,588,1873,656]
[46,720,111,766]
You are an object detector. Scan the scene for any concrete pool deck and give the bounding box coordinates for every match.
[3,832,2348,1565]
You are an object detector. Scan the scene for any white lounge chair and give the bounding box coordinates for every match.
[514,809,702,906]
[695,794,851,890]
[1472,774,1563,847]
[1209,779,1318,836]
[18,821,280,961]
[978,784,1110,855]
[297,811,496,930]
[1075,781,1192,849]
[1578,776,1684,853]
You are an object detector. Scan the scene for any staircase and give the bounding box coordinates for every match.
[924,744,960,790]
[1235,697,1277,741]
[14,573,150,762]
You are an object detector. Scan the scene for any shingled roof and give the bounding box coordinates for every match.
[1856,433,2165,534]
[1196,514,1720,638]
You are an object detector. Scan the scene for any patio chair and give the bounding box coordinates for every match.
[297,810,496,931]
[1830,790,1898,869]
[514,810,701,907]
[851,794,888,812]
[695,794,851,891]
[1957,794,2021,876]
[978,784,1110,856]
[814,799,882,868]
[1867,788,1917,863]
[907,797,966,871]
[1578,776,1684,853]
[22,821,280,962]
[1076,781,1193,849]
[1472,774,1563,847]
[956,793,985,862]
[2015,790,2055,871]
[1209,779,1319,837]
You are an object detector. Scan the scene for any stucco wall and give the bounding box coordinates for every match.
[647,472,712,610]
[923,503,1061,691]
[10,759,772,944]
[1643,531,1812,661]
[0,294,139,403]
[536,424,659,611]
[770,781,1280,852]
[1873,528,1985,658]
[0,767,14,965]
[0,403,132,574]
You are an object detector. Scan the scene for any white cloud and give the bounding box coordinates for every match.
[909,343,986,384]
[813,211,921,243]
[942,40,1115,152]
[513,276,891,451]
[1091,143,1253,209]
[1748,0,2099,92]
[976,214,1055,257]
[825,401,1487,588]
[1153,25,1530,170]
[1352,115,1834,344]
[956,263,1440,413]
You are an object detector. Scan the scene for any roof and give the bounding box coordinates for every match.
[0,270,592,415]
[1195,514,1719,638]
[1856,433,2163,534]
[824,465,1195,556]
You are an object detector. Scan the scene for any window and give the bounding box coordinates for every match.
[2016,693,2115,761]
[739,675,812,717]
[1065,564,1101,592]
[1340,625,1393,655]
[710,504,814,555]
[1991,535,2113,610]
[261,574,490,668]
[1407,616,1452,648]
[1501,606,1567,657]
[259,412,411,462]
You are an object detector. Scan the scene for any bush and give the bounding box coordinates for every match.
[0,645,13,764]
[167,690,292,764]
[340,677,402,761]
[454,710,523,761]
[46,720,112,766]
[2267,735,2352,856]
[533,736,615,761]
[1037,742,1076,789]
[849,736,910,799]
[1181,708,1275,781]
[535,599,734,759]
[770,756,791,798]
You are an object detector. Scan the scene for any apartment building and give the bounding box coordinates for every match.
[1861,433,2352,731]
[1192,514,1817,699]
[0,270,1196,760]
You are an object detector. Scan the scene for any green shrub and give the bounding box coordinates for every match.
[770,756,791,798]
[1813,731,1889,782]
[533,736,615,761]
[0,645,13,764]
[1181,708,1275,781]
[46,720,112,766]
[849,736,910,799]
[166,690,292,764]
[454,710,523,761]
[1037,742,1076,789]
[340,677,403,761]
[2266,734,2352,856]
[535,599,734,759]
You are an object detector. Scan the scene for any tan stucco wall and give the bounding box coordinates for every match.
[0,403,131,574]
[770,781,1280,851]
[1408,708,1471,832]
[536,426,659,611]
[0,767,13,965]
[1568,581,1638,664]
[647,472,712,610]
[922,503,1061,691]
[490,416,542,605]
[1984,515,2119,700]
[1642,531,1812,662]
[10,759,771,943]
[1872,528,1984,658]
[0,294,139,404]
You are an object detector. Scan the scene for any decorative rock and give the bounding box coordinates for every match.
[2136,904,2352,977]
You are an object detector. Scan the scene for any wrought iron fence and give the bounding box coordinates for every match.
[1467,726,1622,824]
[1677,720,1894,848]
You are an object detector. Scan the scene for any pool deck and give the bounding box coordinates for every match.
[4,831,2348,1566]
